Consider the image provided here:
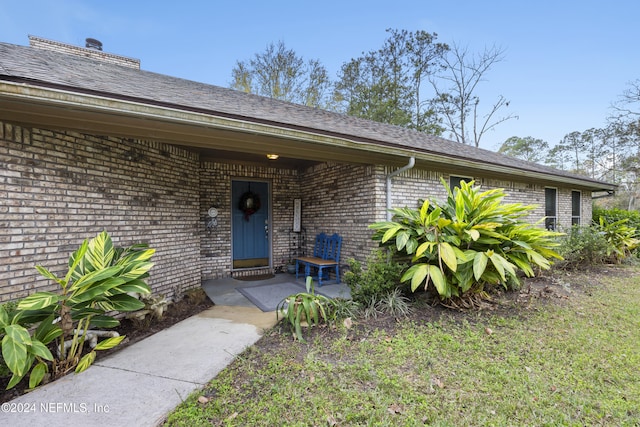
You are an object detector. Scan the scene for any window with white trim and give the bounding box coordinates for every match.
[571,191,581,225]
[545,188,557,230]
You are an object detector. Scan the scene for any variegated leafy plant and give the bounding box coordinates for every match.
[370,179,563,304]
[597,216,639,263]
[1,231,154,389]
[277,276,335,342]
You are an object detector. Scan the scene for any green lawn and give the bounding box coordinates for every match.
[165,268,640,426]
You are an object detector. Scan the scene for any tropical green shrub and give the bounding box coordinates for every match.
[344,249,407,305]
[557,225,610,269]
[557,214,639,268]
[370,179,563,304]
[0,303,55,389]
[597,216,639,263]
[0,305,12,378]
[593,206,640,260]
[1,231,154,389]
[277,276,335,342]
[593,206,640,237]
[0,301,56,390]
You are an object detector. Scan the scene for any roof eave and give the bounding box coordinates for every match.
[0,80,616,192]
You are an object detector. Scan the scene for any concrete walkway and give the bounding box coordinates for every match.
[0,274,350,426]
[0,286,279,426]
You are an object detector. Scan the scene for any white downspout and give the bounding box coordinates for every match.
[386,157,415,221]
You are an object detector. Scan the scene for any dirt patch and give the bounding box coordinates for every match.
[264,267,612,349]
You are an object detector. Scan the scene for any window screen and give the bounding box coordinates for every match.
[571,191,581,225]
[545,188,557,230]
[449,176,471,191]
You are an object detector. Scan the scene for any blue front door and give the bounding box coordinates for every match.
[232,180,269,268]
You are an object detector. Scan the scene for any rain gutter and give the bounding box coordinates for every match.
[386,157,416,221]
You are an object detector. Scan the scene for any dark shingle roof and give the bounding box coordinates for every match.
[0,41,614,190]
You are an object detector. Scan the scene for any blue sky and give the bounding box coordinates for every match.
[1,0,638,150]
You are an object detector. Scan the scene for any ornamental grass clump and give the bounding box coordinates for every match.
[370,179,563,307]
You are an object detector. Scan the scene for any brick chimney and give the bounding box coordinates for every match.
[28,35,140,69]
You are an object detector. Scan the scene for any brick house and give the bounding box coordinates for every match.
[0,37,615,303]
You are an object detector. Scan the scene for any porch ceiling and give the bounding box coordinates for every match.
[198,148,320,169]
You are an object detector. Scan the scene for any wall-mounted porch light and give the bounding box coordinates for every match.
[266,154,279,160]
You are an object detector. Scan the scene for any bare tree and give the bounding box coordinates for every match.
[605,122,623,183]
[612,79,640,119]
[614,119,640,209]
[608,81,640,208]
[230,41,336,109]
[430,43,517,147]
